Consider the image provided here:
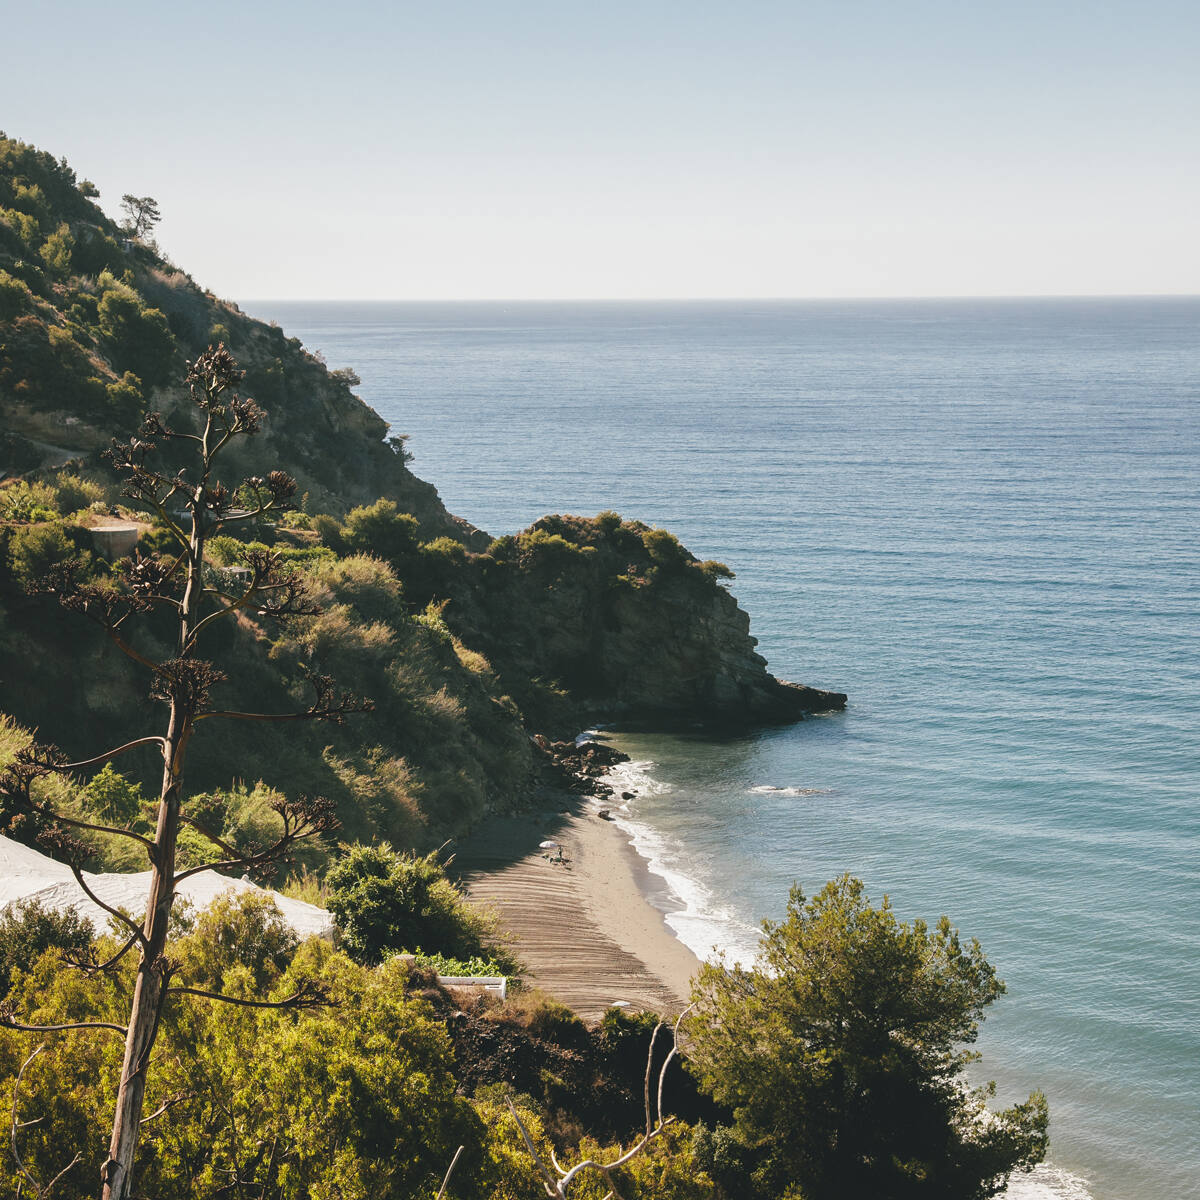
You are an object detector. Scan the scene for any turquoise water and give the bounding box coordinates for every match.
[245,298,1200,1200]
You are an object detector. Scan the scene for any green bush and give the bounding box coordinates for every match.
[697,559,735,583]
[0,479,58,522]
[96,278,176,385]
[517,527,585,569]
[0,898,93,997]
[105,370,144,425]
[687,875,1048,1200]
[54,471,104,515]
[410,950,509,977]
[342,498,419,562]
[84,763,145,823]
[0,267,33,319]
[325,843,513,969]
[312,511,346,552]
[642,527,687,567]
[39,221,73,274]
[7,522,76,584]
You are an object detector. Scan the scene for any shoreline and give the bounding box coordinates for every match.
[451,797,702,1021]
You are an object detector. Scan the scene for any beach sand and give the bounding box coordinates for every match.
[452,800,702,1022]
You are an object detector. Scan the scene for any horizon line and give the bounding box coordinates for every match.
[239,292,1200,305]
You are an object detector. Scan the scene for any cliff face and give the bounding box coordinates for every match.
[424,514,846,730]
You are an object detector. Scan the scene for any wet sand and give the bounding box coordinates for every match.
[452,801,702,1022]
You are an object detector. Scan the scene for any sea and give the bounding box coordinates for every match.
[244,298,1199,1200]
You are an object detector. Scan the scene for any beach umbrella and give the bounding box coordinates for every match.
[539,840,558,849]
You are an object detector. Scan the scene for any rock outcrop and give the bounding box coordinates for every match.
[429,513,847,732]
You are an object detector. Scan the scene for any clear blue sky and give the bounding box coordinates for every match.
[4,0,1197,299]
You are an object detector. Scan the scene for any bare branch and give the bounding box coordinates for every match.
[0,1010,127,1037]
[178,814,240,861]
[0,744,156,851]
[506,1005,698,1198]
[643,1021,663,1137]
[657,1004,697,1127]
[55,737,168,775]
[436,1145,465,1200]
[198,669,373,725]
[62,931,141,977]
[504,1096,559,1197]
[10,1045,83,1199]
[139,1095,188,1126]
[165,980,328,1011]
[31,810,156,855]
[174,793,336,886]
[65,863,148,946]
[102,627,159,673]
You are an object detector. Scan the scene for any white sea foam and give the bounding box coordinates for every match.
[593,748,1098,1200]
[747,784,832,796]
[593,752,759,968]
[1000,1164,1096,1200]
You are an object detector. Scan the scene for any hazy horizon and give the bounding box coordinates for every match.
[242,292,1200,302]
[6,0,1196,301]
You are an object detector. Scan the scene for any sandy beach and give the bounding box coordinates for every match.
[452,800,702,1022]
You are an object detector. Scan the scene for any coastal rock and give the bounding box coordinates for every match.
[440,512,847,731]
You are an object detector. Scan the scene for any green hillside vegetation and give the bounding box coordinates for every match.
[0,132,468,530]
[0,894,718,1200]
[0,884,1045,1200]
[0,136,1045,1199]
[0,480,771,863]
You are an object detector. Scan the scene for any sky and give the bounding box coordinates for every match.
[3,0,1198,300]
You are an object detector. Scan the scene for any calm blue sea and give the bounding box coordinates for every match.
[245,298,1200,1200]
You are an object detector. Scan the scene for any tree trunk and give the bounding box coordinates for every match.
[101,721,188,1199]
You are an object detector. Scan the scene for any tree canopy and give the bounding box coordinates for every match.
[687,874,1048,1200]
[119,193,161,241]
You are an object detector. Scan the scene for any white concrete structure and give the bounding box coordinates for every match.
[0,835,334,940]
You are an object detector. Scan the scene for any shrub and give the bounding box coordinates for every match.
[178,891,299,993]
[517,527,585,569]
[410,950,509,978]
[325,843,513,969]
[486,533,518,563]
[342,498,420,562]
[308,553,408,626]
[85,763,145,823]
[0,898,94,997]
[96,281,176,386]
[697,559,735,583]
[0,479,58,522]
[312,511,345,552]
[642,527,688,567]
[489,989,583,1040]
[7,522,76,584]
[54,471,104,515]
[0,267,33,319]
[39,221,73,274]
[105,370,144,426]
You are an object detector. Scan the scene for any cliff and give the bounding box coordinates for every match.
[400,512,846,730]
[0,133,844,857]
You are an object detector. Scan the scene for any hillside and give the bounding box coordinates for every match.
[0,132,845,860]
[0,133,473,539]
